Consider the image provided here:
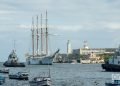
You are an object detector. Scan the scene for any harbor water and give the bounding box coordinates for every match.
[0,63,117,86]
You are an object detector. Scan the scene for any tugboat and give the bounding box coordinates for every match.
[101,45,120,72]
[9,72,29,80]
[0,68,9,74]
[3,50,25,67]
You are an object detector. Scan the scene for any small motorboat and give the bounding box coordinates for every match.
[0,68,9,74]
[29,77,51,86]
[29,68,51,86]
[9,72,29,80]
[0,76,5,85]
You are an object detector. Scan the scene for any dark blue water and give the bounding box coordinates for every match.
[0,63,117,86]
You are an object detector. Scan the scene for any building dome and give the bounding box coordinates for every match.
[83,41,89,49]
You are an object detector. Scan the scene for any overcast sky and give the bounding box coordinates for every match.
[0,0,120,62]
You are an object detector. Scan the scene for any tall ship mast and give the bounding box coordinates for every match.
[31,17,35,57]
[41,14,43,55]
[36,15,39,55]
[45,11,48,55]
[26,11,59,65]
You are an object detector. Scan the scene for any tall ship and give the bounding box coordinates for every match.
[26,11,59,65]
[3,50,25,67]
[101,45,120,71]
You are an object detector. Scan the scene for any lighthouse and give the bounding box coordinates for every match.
[67,40,72,54]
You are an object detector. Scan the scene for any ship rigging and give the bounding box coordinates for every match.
[26,11,59,65]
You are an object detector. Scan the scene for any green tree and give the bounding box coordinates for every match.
[98,53,113,62]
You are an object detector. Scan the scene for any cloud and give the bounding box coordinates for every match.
[18,24,31,29]
[50,25,83,32]
[0,10,14,14]
[106,23,120,30]
[18,24,83,32]
[18,21,120,32]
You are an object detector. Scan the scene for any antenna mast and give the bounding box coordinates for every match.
[14,40,16,52]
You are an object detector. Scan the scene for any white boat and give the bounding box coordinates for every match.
[29,67,51,86]
[29,77,51,86]
[26,11,59,65]
[70,60,78,64]
[0,68,9,74]
[9,72,29,80]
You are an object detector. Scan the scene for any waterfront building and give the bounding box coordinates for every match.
[73,48,116,55]
[73,41,116,55]
[73,41,116,63]
[80,52,104,63]
[73,48,116,63]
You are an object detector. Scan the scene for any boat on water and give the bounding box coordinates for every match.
[29,76,51,86]
[27,49,59,65]
[9,72,29,80]
[3,50,25,67]
[29,67,51,86]
[105,80,120,86]
[101,45,120,72]
[70,60,78,64]
[0,76,5,85]
[0,68,9,74]
[26,11,59,65]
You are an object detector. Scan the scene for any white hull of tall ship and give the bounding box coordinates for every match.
[26,49,59,65]
[27,55,53,65]
[27,49,60,65]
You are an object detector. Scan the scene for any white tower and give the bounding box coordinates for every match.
[67,40,72,54]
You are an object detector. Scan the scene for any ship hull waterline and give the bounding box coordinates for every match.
[102,64,120,72]
[3,62,25,67]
